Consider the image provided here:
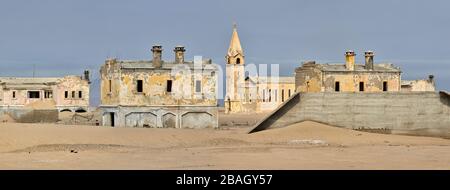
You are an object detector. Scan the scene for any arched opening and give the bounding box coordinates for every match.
[60,109,72,113]
[236,58,241,64]
[75,109,87,113]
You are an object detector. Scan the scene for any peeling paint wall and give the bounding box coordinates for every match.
[54,76,90,111]
[100,59,217,107]
[295,63,401,93]
[99,55,219,128]
[322,72,400,92]
[402,79,436,92]
[0,75,90,112]
[295,63,323,92]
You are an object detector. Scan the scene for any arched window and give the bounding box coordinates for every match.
[236,58,241,64]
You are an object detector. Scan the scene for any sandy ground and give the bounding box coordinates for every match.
[0,121,450,170]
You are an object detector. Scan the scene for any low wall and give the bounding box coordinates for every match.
[0,108,59,123]
[250,92,450,138]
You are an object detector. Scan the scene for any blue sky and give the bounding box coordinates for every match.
[1,0,449,105]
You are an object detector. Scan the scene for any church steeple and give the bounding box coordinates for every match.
[226,23,244,65]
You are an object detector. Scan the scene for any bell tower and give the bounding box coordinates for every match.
[225,23,246,113]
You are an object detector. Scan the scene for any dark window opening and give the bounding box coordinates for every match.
[268,89,272,102]
[12,91,16,98]
[110,112,115,127]
[195,80,201,93]
[236,58,241,64]
[78,91,82,98]
[288,89,291,97]
[359,82,364,92]
[282,89,285,102]
[28,91,40,99]
[44,91,52,99]
[72,91,75,98]
[383,81,388,92]
[137,80,143,93]
[65,91,68,98]
[335,82,340,92]
[109,80,112,92]
[75,109,86,113]
[166,80,172,92]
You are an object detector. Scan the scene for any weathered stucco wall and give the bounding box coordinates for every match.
[55,76,90,109]
[250,92,450,138]
[322,72,400,92]
[99,55,219,128]
[0,76,90,112]
[402,79,435,92]
[225,64,245,113]
[100,59,217,107]
[295,63,401,93]
[295,63,323,92]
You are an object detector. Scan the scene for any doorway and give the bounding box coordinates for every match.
[110,112,115,127]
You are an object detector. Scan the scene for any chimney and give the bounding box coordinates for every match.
[365,51,374,70]
[428,75,434,83]
[174,45,185,64]
[151,45,163,68]
[345,50,355,71]
[83,70,90,84]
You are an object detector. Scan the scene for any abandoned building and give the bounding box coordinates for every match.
[250,51,449,138]
[99,45,219,128]
[295,50,435,93]
[0,72,90,112]
[0,72,90,123]
[225,24,296,113]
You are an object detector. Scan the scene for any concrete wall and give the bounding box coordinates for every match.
[250,92,450,138]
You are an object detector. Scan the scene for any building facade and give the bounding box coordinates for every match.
[242,76,296,112]
[99,45,219,128]
[295,50,435,93]
[0,72,90,112]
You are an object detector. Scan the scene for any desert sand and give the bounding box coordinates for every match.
[0,121,449,169]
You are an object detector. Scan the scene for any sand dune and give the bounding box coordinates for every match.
[0,121,449,169]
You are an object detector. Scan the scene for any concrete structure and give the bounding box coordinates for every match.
[250,92,450,137]
[99,45,219,128]
[224,24,296,113]
[0,73,90,112]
